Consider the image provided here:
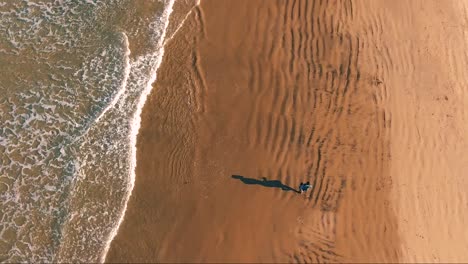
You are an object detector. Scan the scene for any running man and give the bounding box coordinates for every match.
[298,181,312,193]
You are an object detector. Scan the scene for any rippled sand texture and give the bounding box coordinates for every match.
[107,0,468,262]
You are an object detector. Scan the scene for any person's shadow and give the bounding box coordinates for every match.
[231,175,299,193]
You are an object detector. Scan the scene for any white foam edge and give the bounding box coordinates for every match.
[94,32,131,124]
[99,0,176,262]
[163,0,201,46]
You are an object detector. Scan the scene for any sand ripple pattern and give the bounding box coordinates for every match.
[191,0,398,261]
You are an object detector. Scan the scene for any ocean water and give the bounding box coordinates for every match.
[0,0,175,262]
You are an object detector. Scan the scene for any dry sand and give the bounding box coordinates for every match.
[106,0,468,262]
[356,1,468,262]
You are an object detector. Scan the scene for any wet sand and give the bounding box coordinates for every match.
[106,0,468,262]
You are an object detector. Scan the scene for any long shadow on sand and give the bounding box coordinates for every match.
[231,175,299,193]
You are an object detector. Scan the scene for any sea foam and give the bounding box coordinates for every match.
[99,0,175,262]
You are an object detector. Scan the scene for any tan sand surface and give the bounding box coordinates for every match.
[352,1,468,262]
[106,0,468,262]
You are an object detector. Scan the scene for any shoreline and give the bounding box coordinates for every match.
[100,1,176,262]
